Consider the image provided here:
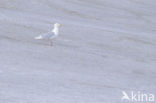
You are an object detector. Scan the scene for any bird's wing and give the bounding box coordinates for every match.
[35,32,55,40]
[41,32,55,39]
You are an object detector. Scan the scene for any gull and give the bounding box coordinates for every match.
[35,23,62,46]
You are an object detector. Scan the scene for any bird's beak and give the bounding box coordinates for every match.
[59,24,62,27]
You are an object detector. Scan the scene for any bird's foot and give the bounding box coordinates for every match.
[50,41,53,46]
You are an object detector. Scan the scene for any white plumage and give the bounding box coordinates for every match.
[35,23,62,46]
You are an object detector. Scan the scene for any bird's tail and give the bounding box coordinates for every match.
[34,35,43,39]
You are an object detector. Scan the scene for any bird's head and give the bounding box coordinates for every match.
[54,23,62,28]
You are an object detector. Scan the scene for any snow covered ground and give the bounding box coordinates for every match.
[0,0,156,103]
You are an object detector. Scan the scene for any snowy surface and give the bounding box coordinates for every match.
[0,0,156,103]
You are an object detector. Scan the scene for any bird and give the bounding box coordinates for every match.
[35,23,62,46]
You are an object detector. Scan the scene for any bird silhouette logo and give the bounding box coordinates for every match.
[121,91,130,101]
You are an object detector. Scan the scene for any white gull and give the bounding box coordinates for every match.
[35,23,62,46]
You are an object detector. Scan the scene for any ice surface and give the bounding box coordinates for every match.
[0,0,156,103]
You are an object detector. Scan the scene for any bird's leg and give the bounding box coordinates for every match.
[50,40,53,46]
